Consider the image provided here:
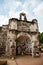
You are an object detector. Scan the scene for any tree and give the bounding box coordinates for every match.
[39,32,43,44]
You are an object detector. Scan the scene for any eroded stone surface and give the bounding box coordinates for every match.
[0,13,39,57]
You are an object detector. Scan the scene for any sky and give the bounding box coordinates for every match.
[0,0,43,32]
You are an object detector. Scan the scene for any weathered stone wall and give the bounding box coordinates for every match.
[0,13,39,57]
[0,27,2,47]
[17,20,38,32]
[7,16,39,56]
[9,18,17,30]
[6,30,16,56]
[8,18,38,33]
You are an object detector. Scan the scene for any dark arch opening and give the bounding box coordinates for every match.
[16,35,32,55]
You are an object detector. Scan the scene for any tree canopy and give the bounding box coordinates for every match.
[39,32,43,44]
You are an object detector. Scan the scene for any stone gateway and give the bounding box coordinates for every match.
[0,13,40,57]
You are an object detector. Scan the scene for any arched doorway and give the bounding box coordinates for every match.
[16,33,32,55]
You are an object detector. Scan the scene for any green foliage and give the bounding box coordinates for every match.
[39,32,43,44]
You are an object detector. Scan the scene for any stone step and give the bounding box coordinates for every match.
[7,59,17,65]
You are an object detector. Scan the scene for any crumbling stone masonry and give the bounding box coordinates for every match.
[0,13,40,57]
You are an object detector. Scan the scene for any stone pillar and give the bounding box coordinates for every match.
[32,41,34,57]
[10,41,16,59]
[5,40,11,57]
[19,13,27,21]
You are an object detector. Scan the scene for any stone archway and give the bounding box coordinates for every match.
[16,32,32,55]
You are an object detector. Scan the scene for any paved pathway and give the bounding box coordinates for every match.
[16,53,43,65]
[0,53,43,65]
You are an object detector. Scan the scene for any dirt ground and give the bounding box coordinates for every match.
[15,53,43,65]
[0,53,43,65]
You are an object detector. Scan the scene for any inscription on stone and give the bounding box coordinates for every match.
[17,22,30,31]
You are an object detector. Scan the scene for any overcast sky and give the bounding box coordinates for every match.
[0,0,43,32]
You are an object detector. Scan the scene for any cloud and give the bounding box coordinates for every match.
[8,10,19,19]
[0,0,43,32]
[33,2,43,16]
[0,15,9,26]
[33,2,43,32]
